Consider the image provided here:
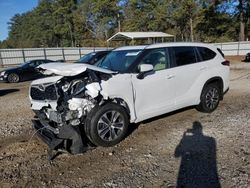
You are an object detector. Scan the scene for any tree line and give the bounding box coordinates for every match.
[0,0,249,48]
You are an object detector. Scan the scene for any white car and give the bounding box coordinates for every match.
[29,43,230,154]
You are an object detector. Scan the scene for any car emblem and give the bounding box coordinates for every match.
[38,85,45,91]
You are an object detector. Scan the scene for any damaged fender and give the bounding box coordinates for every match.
[30,63,135,154]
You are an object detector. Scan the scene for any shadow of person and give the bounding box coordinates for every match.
[174,121,221,188]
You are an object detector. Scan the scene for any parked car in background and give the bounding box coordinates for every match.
[0,59,58,83]
[30,43,230,154]
[75,50,110,65]
[242,52,250,62]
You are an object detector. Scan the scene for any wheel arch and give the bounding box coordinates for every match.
[101,97,132,121]
[7,72,20,83]
[202,76,224,100]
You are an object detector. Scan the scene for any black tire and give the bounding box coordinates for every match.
[196,84,221,113]
[85,103,129,147]
[7,73,20,83]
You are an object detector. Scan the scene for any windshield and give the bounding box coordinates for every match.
[97,50,142,72]
[20,61,31,67]
[77,52,95,63]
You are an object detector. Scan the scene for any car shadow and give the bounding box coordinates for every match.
[174,121,221,188]
[0,89,19,97]
[141,106,195,125]
[125,106,196,142]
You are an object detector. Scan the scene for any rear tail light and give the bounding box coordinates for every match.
[221,60,230,66]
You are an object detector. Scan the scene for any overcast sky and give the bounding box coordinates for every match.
[0,0,38,41]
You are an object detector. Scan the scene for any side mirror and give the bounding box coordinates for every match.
[137,64,154,79]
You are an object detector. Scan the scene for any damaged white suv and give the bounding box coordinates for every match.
[29,43,229,154]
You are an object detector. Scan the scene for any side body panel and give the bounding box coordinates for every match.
[131,70,176,123]
[174,49,230,109]
[100,74,136,123]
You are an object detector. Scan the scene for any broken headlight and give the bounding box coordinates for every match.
[62,82,70,92]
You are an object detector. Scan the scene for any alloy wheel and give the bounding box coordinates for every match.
[205,87,219,110]
[97,110,125,142]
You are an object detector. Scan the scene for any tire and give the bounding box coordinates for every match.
[85,103,129,147]
[7,73,20,83]
[196,84,221,113]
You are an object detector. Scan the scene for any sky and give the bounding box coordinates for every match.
[0,0,38,41]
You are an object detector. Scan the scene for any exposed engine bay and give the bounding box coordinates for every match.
[30,66,117,155]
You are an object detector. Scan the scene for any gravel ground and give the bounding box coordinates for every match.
[0,68,250,187]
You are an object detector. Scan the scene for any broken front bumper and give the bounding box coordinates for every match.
[32,118,91,154]
[32,119,62,149]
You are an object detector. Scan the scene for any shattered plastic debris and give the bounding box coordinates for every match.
[85,82,101,98]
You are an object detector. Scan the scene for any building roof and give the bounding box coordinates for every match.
[107,32,174,42]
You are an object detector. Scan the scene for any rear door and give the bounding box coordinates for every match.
[169,46,202,108]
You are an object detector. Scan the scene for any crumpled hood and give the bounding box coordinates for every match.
[31,75,63,85]
[37,63,116,76]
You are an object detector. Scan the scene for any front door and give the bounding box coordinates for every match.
[131,48,176,122]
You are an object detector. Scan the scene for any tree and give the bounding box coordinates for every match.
[1,0,248,49]
[171,0,198,41]
[195,1,237,42]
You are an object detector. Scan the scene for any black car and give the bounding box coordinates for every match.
[0,59,57,83]
[75,50,110,65]
[242,52,250,62]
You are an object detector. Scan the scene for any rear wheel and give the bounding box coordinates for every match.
[85,103,129,147]
[7,73,20,83]
[196,84,220,113]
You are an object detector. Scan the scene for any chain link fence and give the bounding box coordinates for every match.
[0,47,109,67]
[0,42,250,67]
[214,41,250,56]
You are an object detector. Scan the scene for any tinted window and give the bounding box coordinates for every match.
[78,52,95,63]
[138,48,169,71]
[95,52,109,62]
[36,60,44,65]
[29,61,40,67]
[197,47,216,61]
[172,47,197,66]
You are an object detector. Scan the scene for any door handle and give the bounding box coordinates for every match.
[166,75,175,79]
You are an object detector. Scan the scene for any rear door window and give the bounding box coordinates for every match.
[197,47,216,61]
[172,47,197,66]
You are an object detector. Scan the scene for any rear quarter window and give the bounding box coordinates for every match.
[197,47,216,61]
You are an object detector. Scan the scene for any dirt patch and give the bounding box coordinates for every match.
[225,55,245,63]
[0,70,250,187]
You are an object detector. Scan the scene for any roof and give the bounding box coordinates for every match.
[113,45,146,51]
[107,32,174,42]
[146,42,215,49]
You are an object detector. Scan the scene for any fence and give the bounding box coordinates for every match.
[0,47,109,66]
[214,41,250,56]
[1,41,250,66]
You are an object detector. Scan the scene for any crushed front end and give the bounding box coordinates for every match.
[29,70,112,154]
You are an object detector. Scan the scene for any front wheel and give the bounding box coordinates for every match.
[7,73,20,83]
[196,84,221,113]
[85,103,129,147]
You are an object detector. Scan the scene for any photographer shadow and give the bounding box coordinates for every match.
[175,121,221,188]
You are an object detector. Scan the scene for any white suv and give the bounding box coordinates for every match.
[29,42,229,154]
